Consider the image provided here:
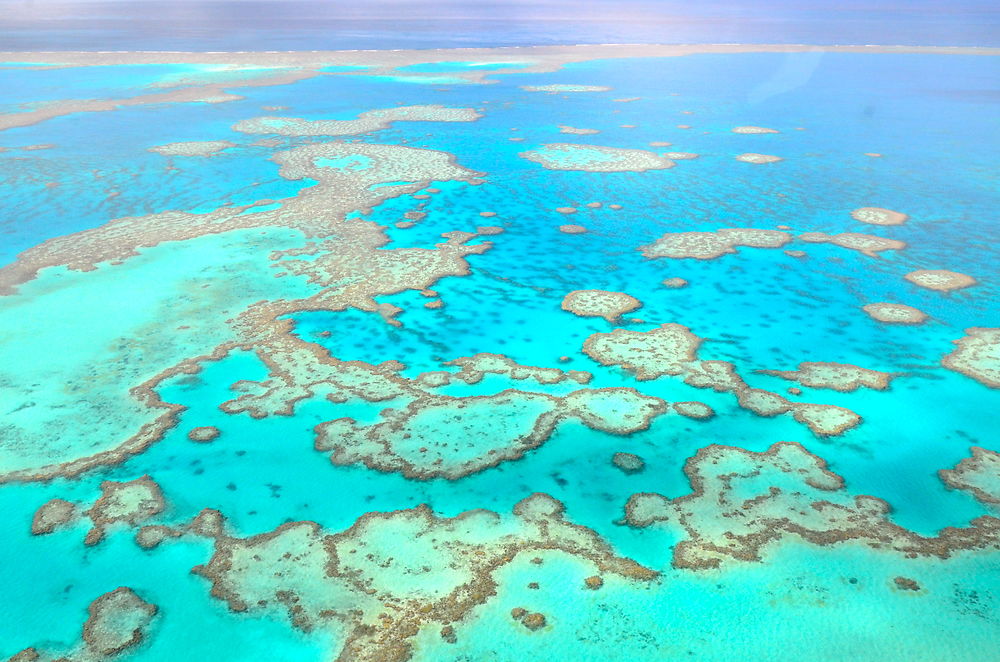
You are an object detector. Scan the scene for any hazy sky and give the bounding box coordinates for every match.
[1,0,997,50]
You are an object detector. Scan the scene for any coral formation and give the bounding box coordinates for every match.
[862,303,928,325]
[191,494,655,661]
[558,125,600,135]
[639,228,791,260]
[314,387,668,480]
[583,324,862,437]
[148,140,235,157]
[798,232,905,257]
[520,144,675,172]
[521,84,611,92]
[85,476,166,545]
[83,587,159,657]
[233,105,481,136]
[757,362,893,392]
[187,426,221,442]
[623,442,1000,570]
[561,289,642,322]
[612,452,646,475]
[31,498,77,535]
[736,153,783,164]
[851,207,908,226]
[732,126,779,134]
[939,447,1000,505]
[905,270,977,292]
[942,328,1000,388]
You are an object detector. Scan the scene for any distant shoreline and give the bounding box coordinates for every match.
[3,43,1000,68]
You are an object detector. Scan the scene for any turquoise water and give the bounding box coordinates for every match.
[0,52,998,661]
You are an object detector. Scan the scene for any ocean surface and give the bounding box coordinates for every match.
[1,45,999,661]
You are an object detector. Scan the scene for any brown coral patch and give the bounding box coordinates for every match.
[191,494,654,662]
[941,327,1000,388]
[862,303,928,325]
[188,426,221,442]
[82,587,158,657]
[735,153,782,164]
[31,498,77,535]
[612,452,645,475]
[85,476,166,545]
[905,269,977,292]
[622,441,1000,570]
[851,207,908,226]
[640,228,791,260]
[756,362,893,392]
[939,447,1000,505]
[797,231,905,257]
[561,289,642,322]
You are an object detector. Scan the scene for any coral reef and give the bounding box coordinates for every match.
[612,452,646,475]
[233,105,481,136]
[561,289,642,322]
[732,126,779,134]
[639,228,791,260]
[939,447,1000,505]
[30,498,77,535]
[735,153,783,164]
[583,324,862,437]
[623,442,1000,570]
[85,476,166,545]
[905,269,977,292]
[520,144,675,172]
[851,207,908,226]
[148,140,235,157]
[942,328,1000,388]
[862,303,928,325]
[187,426,221,442]
[192,494,655,661]
[757,362,893,392]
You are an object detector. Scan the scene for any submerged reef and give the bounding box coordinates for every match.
[521,84,611,93]
[756,362,894,392]
[851,207,908,226]
[735,153,783,164]
[862,302,929,325]
[623,442,1000,570]
[15,587,158,660]
[560,289,643,322]
[314,387,667,480]
[83,588,159,657]
[519,143,676,172]
[639,228,790,260]
[30,498,77,535]
[612,452,646,475]
[2,46,999,662]
[583,324,862,437]
[732,126,780,134]
[191,494,655,662]
[639,227,904,260]
[942,328,1000,388]
[232,105,481,136]
[558,125,600,135]
[148,140,235,157]
[905,269,978,292]
[798,231,905,257]
[32,476,168,546]
[940,447,1000,505]
[0,136,491,483]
